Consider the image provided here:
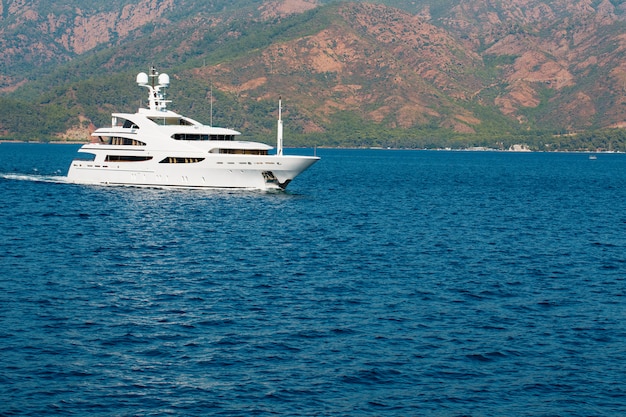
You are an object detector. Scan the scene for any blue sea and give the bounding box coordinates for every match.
[1,143,625,416]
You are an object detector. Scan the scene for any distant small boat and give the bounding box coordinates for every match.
[589,154,597,160]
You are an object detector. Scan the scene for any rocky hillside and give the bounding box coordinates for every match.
[442,0,626,130]
[2,0,626,147]
[196,2,485,135]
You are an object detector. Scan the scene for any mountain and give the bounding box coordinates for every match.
[2,0,626,150]
[443,0,626,131]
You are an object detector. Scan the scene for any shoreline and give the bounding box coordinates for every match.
[0,140,86,144]
[1,140,623,153]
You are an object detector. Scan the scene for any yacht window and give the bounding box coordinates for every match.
[107,137,146,146]
[113,117,138,128]
[122,119,139,129]
[105,155,153,162]
[210,134,234,141]
[172,133,209,141]
[159,157,205,163]
[148,117,194,126]
[219,149,268,155]
[171,134,235,141]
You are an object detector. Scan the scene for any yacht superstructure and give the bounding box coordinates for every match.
[67,68,319,190]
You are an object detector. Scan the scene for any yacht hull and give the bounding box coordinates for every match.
[67,153,319,190]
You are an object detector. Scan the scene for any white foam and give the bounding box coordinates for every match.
[0,173,69,184]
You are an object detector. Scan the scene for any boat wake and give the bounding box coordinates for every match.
[0,172,69,184]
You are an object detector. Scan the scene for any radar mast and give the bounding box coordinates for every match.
[136,67,170,111]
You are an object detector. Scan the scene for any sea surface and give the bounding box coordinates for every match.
[1,143,625,416]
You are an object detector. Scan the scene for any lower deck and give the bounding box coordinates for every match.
[67,152,318,190]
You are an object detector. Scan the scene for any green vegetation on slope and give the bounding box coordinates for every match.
[2,1,626,151]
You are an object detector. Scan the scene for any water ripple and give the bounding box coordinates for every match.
[1,145,626,416]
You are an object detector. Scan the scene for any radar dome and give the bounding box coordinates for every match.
[158,73,170,86]
[136,72,149,85]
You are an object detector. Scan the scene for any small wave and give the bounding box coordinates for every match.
[0,172,69,184]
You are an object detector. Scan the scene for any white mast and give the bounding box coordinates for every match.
[277,97,284,156]
[210,82,213,126]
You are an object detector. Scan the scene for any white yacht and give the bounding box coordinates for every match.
[67,68,319,190]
